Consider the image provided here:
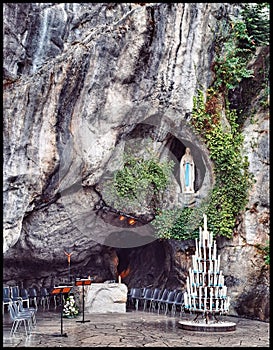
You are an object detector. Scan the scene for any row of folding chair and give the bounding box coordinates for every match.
[128,287,184,316]
[3,286,53,313]
[3,286,30,313]
[7,300,37,337]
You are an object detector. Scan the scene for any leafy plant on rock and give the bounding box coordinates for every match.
[103,144,175,215]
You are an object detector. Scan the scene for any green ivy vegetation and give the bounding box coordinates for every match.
[255,240,270,265]
[213,20,255,93]
[103,145,175,214]
[241,3,270,47]
[190,90,254,238]
[152,3,269,241]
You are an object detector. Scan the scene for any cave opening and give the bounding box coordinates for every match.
[114,239,171,289]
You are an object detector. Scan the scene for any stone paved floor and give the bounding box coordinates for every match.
[2,307,270,347]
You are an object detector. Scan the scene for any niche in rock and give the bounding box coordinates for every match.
[96,116,210,251]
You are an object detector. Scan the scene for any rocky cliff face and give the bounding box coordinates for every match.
[3,3,269,321]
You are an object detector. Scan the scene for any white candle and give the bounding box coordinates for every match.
[118,275,121,284]
[203,243,206,260]
[217,255,221,272]
[195,256,198,271]
[193,297,196,310]
[204,286,207,298]
[214,259,217,276]
[209,232,212,247]
[208,271,211,286]
[184,292,188,307]
[214,269,217,286]
[208,244,211,261]
[186,276,190,293]
[199,294,202,310]
[219,271,223,286]
[195,238,199,257]
[203,213,207,232]
[210,296,213,311]
[192,255,196,271]
[204,297,207,311]
[189,268,192,290]
[213,241,216,260]
[190,271,194,294]
[199,226,202,242]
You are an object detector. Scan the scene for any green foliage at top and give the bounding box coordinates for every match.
[241,3,270,46]
[213,20,255,92]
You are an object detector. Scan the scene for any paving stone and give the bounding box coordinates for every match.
[2,308,269,347]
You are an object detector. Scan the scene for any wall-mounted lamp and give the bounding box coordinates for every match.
[128,218,136,225]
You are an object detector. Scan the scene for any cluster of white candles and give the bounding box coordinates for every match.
[184,214,230,314]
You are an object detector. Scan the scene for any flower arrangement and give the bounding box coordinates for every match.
[63,294,79,318]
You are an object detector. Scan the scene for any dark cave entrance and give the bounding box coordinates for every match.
[114,239,176,289]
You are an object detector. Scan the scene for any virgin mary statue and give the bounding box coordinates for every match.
[180,147,195,193]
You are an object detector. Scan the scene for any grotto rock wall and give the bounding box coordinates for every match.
[3,3,269,321]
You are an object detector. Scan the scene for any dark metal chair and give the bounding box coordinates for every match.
[157,289,170,314]
[20,288,30,308]
[7,302,32,336]
[130,288,142,311]
[28,287,38,310]
[142,288,154,312]
[149,288,162,312]
[10,286,22,303]
[150,288,163,312]
[162,290,176,315]
[171,291,184,317]
[3,286,12,313]
[127,288,136,309]
[39,287,51,309]
[14,299,37,328]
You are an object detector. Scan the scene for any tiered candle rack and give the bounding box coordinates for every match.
[183,214,231,324]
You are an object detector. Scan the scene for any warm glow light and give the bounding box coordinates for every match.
[119,215,125,221]
[128,218,136,225]
[120,267,130,278]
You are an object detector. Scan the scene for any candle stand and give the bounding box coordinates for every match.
[179,214,236,332]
